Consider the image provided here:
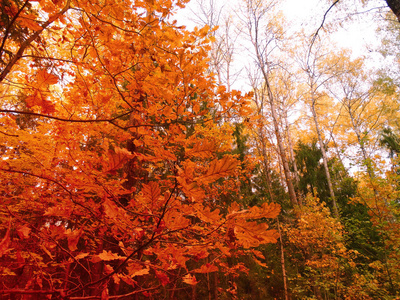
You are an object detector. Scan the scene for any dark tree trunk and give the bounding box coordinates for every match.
[386,0,400,21]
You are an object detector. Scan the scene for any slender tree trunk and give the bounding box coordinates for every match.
[310,100,339,217]
[284,116,300,186]
[277,218,289,300]
[283,112,302,205]
[245,0,298,207]
[267,84,298,206]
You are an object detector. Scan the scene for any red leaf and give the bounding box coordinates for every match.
[0,218,11,257]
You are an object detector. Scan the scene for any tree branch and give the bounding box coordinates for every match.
[0,0,72,83]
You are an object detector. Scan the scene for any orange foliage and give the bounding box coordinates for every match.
[0,0,278,298]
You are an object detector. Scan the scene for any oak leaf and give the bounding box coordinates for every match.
[74,253,89,260]
[186,140,216,158]
[182,273,198,285]
[127,262,150,277]
[198,156,239,184]
[234,221,279,248]
[156,271,170,286]
[193,263,219,273]
[107,147,134,173]
[97,250,125,261]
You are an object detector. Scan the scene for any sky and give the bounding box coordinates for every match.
[175,0,388,58]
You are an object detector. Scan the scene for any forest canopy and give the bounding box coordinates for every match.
[0,0,400,299]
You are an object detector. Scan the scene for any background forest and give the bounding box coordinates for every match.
[0,0,400,299]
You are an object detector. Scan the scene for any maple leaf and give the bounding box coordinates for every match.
[25,92,56,114]
[36,70,59,86]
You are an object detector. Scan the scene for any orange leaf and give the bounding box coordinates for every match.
[25,92,55,114]
[97,250,125,261]
[234,221,278,248]
[246,202,281,219]
[253,257,268,268]
[74,253,89,260]
[198,156,239,184]
[186,140,216,158]
[18,16,42,31]
[17,225,31,239]
[66,228,82,252]
[127,262,150,277]
[193,263,219,273]
[36,69,58,86]
[182,273,198,285]
[107,147,134,173]
[142,182,161,203]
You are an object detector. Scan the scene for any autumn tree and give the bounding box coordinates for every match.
[0,0,281,299]
[240,0,298,207]
[294,35,346,217]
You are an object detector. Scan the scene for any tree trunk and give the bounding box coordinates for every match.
[386,0,400,22]
[284,112,301,192]
[310,100,339,217]
[266,83,298,207]
[245,0,298,207]
[277,218,289,300]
